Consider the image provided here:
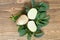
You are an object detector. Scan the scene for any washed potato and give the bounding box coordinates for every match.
[27,8,37,19]
[16,15,28,25]
[27,21,37,32]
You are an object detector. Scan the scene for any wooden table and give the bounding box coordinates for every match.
[0,0,60,40]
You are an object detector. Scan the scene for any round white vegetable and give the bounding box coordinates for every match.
[16,15,28,25]
[27,8,38,19]
[27,21,37,32]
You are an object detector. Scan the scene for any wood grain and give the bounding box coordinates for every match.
[0,0,60,40]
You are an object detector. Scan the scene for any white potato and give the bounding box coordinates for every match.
[27,8,37,19]
[16,15,28,25]
[27,21,37,32]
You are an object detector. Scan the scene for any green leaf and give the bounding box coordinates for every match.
[35,13,40,20]
[38,2,49,11]
[18,25,24,31]
[10,15,16,22]
[36,11,46,20]
[41,16,50,26]
[42,16,50,21]
[18,26,27,36]
[36,21,44,28]
[40,21,49,26]
[25,5,30,13]
[19,29,27,36]
[31,0,35,8]
[39,12,47,19]
[35,12,50,28]
[27,33,32,40]
[10,14,20,22]
[18,29,27,36]
[34,30,44,38]
[36,16,50,28]
[39,7,47,11]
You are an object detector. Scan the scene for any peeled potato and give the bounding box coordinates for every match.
[16,15,28,25]
[27,21,37,32]
[27,8,37,19]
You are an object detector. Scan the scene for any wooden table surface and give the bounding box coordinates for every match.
[0,0,60,40]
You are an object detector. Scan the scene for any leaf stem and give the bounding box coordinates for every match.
[31,0,35,8]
